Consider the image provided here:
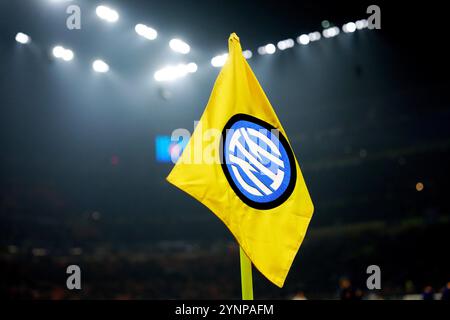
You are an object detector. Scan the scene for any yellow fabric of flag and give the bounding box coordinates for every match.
[167,33,314,287]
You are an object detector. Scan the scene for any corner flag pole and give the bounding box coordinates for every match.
[239,246,254,300]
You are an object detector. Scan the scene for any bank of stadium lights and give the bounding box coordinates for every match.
[14,11,373,79]
[169,38,190,54]
[154,63,197,82]
[92,59,109,73]
[15,32,30,44]
[277,39,294,50]
[135,24,157,40]
[96,5,119,23]
[52,45,74,61]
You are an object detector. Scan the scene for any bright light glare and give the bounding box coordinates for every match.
[355,19,368,30]
[277,39,294,50]
[62,49,74,61]
[52,45,74,61]
[92,59,109,73]
[155,66,186,81]
[323,26,340,38]
[257,46,266,55]
[343,22,357,33]
[169,38,190,54]
[264,43,276,54]
[96,5,119,23]
[52,46,64,58]
[135,24,157,40]
[297,34,310,45]
[258,44,276,55]
[308,31,321,42]
[187,62,198,73]
[15,32,30,44]
[211,53,228,67]
[154,63,197,82]
[243,50,252,59]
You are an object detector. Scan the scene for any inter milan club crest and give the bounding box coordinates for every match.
[221,114,297,209]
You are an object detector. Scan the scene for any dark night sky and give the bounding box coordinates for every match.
[1,0,450,247]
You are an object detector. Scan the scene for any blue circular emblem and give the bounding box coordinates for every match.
[221,114,296,209]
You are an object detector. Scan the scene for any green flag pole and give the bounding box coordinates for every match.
[239,246,254,300]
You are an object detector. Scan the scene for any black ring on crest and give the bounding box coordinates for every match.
[220,113,297,210]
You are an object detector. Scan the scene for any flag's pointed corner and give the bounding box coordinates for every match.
[229,32,240,42]
[274,276,286,288]
[263,266,286,288]
[228,32,243,56]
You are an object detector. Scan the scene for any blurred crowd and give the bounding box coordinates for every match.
[2,240,449,300]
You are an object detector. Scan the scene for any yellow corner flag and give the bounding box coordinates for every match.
[167,33,314,288]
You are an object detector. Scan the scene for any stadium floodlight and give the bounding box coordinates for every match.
[211,53,228,67]
[52,45,74,61]
[257,46,266,55]
[277,39,295,50]
[52,46,65,58]
[169,38,190,54]
[362,20,369,29]
[333,26,341,36]
[154,63,197,82]
[297,34,310,45]
[356,20,362,30]
[343,22,357,33]
[186,62,198,73]
[355,19,368,30]
[96,5,119,23]
[323,26,340,38]
[135,24,157,40]
[308,31,321,42]
[15,32,30,44]
[264,43,276,54]
[92,59,109,73]
[62,48,74,61]
[154,65,185,82]
[243,50,252,59]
